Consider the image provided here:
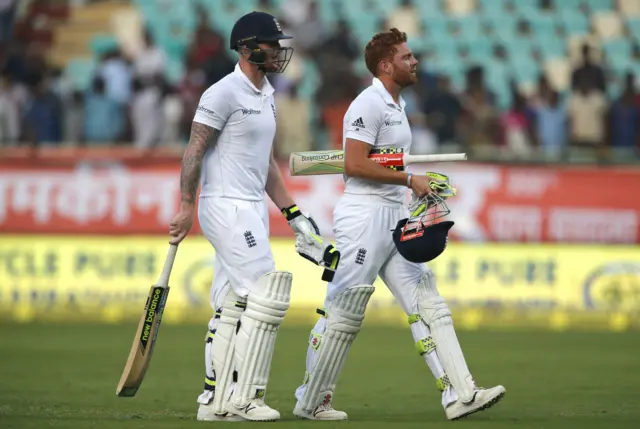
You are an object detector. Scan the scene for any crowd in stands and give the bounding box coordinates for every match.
[0,0,639,163]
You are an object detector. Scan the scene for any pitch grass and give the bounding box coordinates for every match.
[1,323,639,429]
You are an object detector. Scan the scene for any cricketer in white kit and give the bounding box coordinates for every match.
[169,12,339,423]
[293,28,506,421]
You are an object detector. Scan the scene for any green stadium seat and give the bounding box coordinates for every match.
[585,0,614,12]
[560,10,590,36]
[65,58,97,91]
[414,0,445,18]
[449,15,483,42]
[466,37,495,61]
[477,0,509,15]
[511,57,540,84]
[90,34,119,57]
[627,19,640,41]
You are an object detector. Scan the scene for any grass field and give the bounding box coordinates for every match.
[1,323,639,429]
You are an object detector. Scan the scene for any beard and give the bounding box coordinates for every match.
[394,69,418,87]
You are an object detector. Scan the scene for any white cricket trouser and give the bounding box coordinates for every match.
[325,193,426,311]
[198,196,275,307]
[197,196,278,407]
[295,194,458,409]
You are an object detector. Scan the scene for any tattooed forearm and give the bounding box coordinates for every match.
[180,122,219,205]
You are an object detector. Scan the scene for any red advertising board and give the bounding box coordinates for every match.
[1,155,639,243]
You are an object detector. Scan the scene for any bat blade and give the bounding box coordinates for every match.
[116,244,177,397]
[116,285,170,397]
[289,150,467,176]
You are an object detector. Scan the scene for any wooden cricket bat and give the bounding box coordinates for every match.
[116,244,178,397]
[289,149,467,176]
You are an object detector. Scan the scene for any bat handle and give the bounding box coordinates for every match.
[157,244,178,286]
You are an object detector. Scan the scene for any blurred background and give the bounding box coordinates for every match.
[0,0,639,330]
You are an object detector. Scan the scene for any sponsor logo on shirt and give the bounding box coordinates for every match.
[242,108,261,115]
[351,117,365,130]
[197,105,215,115]
[385,119,402,126]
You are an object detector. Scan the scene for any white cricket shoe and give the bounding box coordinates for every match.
[196,403,245,422]
[293,397,348,421]
[227,397,280,421]
[445,385,506,420]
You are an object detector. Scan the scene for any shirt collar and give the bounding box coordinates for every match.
[372,77,405,110]
[234,63,274,96]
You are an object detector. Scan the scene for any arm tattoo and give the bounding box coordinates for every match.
[180,122,219,204]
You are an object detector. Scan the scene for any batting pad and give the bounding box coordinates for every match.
[231,271,292,408]
[210,289,247,414]
[417,272,476,403]
[298,285,375,414]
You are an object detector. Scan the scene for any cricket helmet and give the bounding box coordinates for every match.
[230,11,294,73]
[392,173,456,263]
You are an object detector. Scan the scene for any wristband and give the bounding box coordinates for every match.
[281,204,301,221]
[407,173,413,188]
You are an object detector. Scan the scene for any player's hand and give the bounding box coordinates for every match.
[410,174,435,198]
[169,205,195,245]
[281,204,341,281]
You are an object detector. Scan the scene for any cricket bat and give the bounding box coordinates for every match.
[116,244,178,397]
[289,149,467,176]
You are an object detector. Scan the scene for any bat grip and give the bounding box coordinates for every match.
[157,244,178,286]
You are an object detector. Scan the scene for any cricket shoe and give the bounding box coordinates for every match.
[445,385,506,420]
[227,397,280,421]
[293,396,348,420]
[196,403,246,422]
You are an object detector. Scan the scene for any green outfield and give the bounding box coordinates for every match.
[1,323,639,429]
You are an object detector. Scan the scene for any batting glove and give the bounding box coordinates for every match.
[281,204,341,282]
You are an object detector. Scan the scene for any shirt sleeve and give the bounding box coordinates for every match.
[343,97,383,145]
[193,84,232,131]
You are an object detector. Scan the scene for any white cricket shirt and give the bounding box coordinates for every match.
[193,63,277,201]
[342,77,412,203]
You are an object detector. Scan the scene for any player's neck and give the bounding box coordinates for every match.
[239,61,265,90]
[379,76,402,104]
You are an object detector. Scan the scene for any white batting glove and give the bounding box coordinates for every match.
[281,204,341,282]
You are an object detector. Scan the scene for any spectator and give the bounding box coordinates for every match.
[568,74,607,148]
[130,77,162,148]
[460,83,500,149]
[0,69,19,144]
[97,48,133,105]
[500,91,535,156]
[571,43,606,93]
[24,78,63,145]
[291,1,325,53]
[274,83,312,157]
[134,29,167,84]
[529,73,552,109]
[608,73,640,151]
[63,90,84,145]
[403,87,438,154]
[178,56,207,139]
[424,75,463,146]
[534,90,567,158]
[83,76,125,144]
[314,19,359,63]
[0,0,16,49]
[388,0,419,39]
[160,80,184,145]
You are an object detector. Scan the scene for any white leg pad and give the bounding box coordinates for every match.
[297,285,375,415]
[210,289,246,415]
[231,271,292,409]
[417,271,476,403]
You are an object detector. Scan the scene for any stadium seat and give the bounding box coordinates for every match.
[627,19,640,42]
[592,11,624,40]
[619,0,640,17]
[560,9,590,36]
[449,15,483,42]
[585,0,614,12]
[511,56,539,85]
[90,34,119,57]
[65,58,97,91]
